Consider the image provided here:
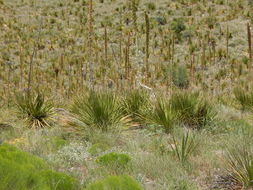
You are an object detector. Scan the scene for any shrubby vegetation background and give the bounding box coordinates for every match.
[1,0,253,189]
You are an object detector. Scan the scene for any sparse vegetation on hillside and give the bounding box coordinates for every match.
[1,0,253,189]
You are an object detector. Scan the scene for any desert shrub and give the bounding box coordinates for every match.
[41,170,78,190]
[84,175,143,190]
[234,87,253,111]
[71,91,130,131]
[205,16,217,29]
[122,90,149,123]
[249,0,253,6]
[172,65,189,89]
[170,91,216,129]
[154,16,167,25]
[146,2,156,10]
[96,152,131,169]
[145,98,176,133]
[88,143,109,156]
[0,144,78,190]
[226,143,253,188]
[47,142,89,167]
[171,18,186,39]
[15,92,55,129]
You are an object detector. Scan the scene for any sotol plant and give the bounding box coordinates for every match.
[170,91,216,129]
[145,97,176,133]
[226,143,253,189]
[71,91,130,131]
[170,131,199,164]
[16,92,55,129]
[122,90,149,123]
[234,87,253,111]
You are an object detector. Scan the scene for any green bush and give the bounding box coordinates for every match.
[170,91,216,129]
[41,170,78,190]
[84,175,143,190]
[71,91,130,131]
[172,65,189,89]
[15,92,55,129]
[88,143,109,156]
[96,152,131,169]
[0,144,78,190]
[171,18,186,39]
[154,16,167,25]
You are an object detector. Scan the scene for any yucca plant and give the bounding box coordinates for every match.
[145,98,176,133]
[226,143,253,189]
[122,90,149,123]
[16,92,55,129]
[170,131,199,164]
[170,91,216,129]
[234,87,253,111]
[71,91,130,131]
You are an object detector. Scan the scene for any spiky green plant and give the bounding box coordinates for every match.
[122,90,149,123]
[226,143,253,189]
[170,91,216,129]
[145,97,176,133]
[71,91,130,131]
[170,131,199,164]
[234,87,253,111]
[16,93,55,129]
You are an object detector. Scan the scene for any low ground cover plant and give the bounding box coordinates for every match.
[0,144,78,190]
[84,175,143,190]
[96,152,131,169]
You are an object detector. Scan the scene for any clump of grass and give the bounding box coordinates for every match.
[15,92,55,129]
[170,91,216,129]
[234,87,253,111]
[226,143,253,189]
[96,152,131,169]
[170,131,199,164]
[122,90,149,123]
[84,175,143,190]
[88,143,109,156]
[71,91,130,131]
[0,144,78,190]
[145,97,177,133]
